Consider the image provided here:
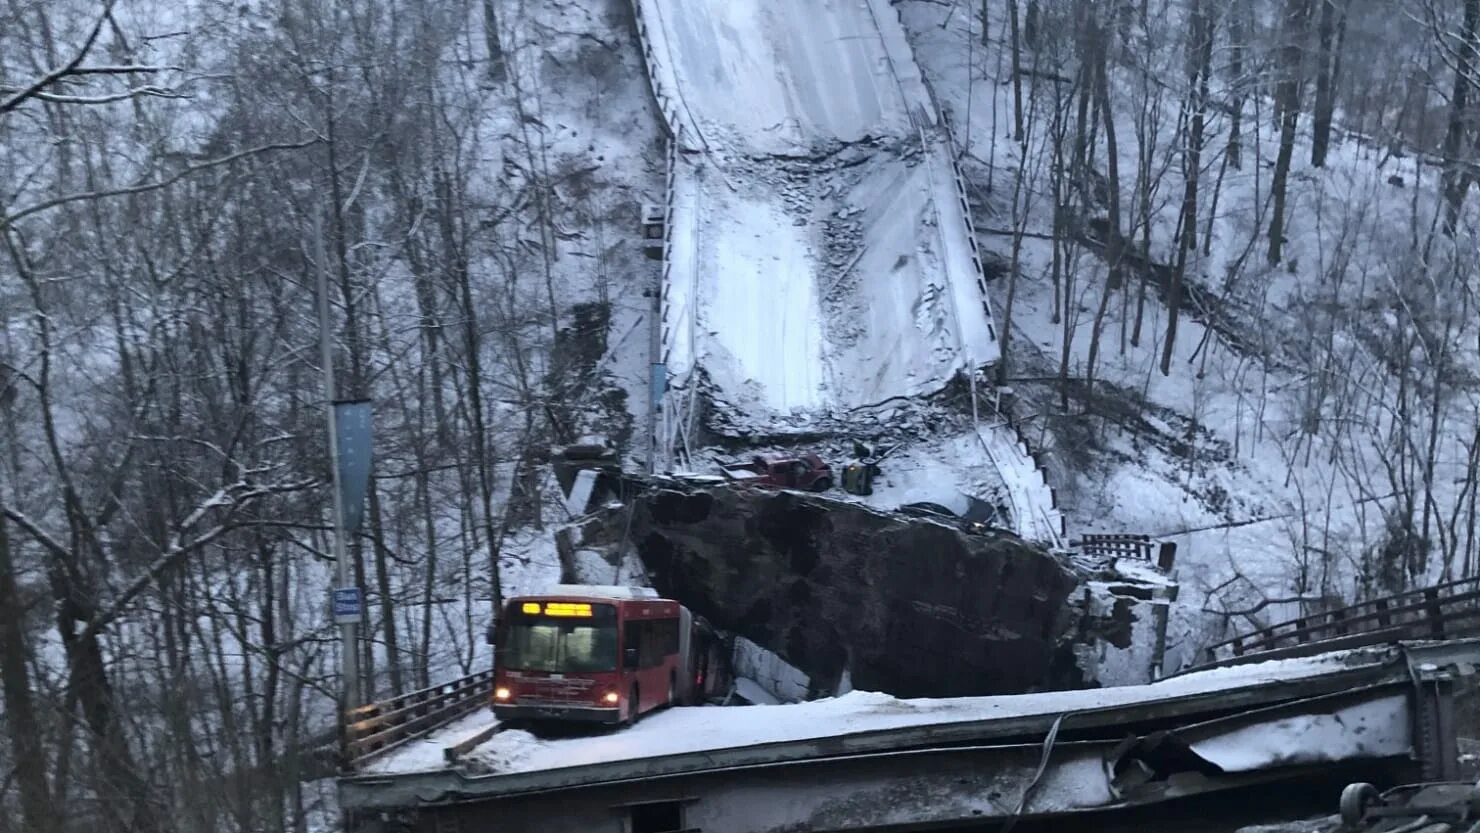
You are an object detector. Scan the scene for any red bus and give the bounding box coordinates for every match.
[490,585,728,726]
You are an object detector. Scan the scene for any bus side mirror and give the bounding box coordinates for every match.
[623,647,639,669]
[485,623,498,646]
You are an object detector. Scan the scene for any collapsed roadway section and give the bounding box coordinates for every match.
[340,638,1480,833]
[640,0,1000,445]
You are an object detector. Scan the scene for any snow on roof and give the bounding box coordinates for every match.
[536,585,660,601]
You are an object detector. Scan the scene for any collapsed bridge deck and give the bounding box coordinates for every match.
[341,639,1479,832]
[643,0,999,425]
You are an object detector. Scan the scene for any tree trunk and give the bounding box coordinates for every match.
[0,511,56,833]
[1009,0,1025,141]
[441,174,504,623]
[418,470,439,689]
[1085,15,1123,395]
[1441,0,1480,236]
[1228,0,1245,170]
[1268,0,1312,266]
[255,536,287,833]
[1163,0,1213,375]
[367,481,404,696]
[1131,72,1158,348]
[481,0,507,82]
[1465,423,1480,578]
[1310,0,1348,167]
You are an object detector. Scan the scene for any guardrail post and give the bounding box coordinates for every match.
[1425,588,1445,638]
[1376,598,1391,628]
[1294,618,1309,644]
[1330,608,1348,636]
[1231,635,1244,656]
[1156,542,1177,571]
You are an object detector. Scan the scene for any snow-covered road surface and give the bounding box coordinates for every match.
[646,0,998,422]
[639,0,928,156]
[368,649,1367,776]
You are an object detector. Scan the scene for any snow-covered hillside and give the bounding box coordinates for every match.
[897,0,1480,629]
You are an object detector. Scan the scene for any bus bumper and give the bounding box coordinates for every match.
[494,704,623,725]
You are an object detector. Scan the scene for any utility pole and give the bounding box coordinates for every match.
[316,211,361,714]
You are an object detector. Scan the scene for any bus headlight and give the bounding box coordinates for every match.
[603,691,620,704]
[495,687,512,701]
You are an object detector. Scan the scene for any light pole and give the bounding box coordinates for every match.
[315,211,360,714]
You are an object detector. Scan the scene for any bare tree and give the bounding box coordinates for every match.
[1310,0,1351,167]
[1438,0,1480,235]
[1009,0,1025,142]
[1084,8,1124,401]
[1162,0,1214,375]
[1268,0,1314,266]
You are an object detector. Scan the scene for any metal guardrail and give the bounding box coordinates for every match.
[1200,576,1480,667]
[1075,533,1177,571]
[344,670,492,766]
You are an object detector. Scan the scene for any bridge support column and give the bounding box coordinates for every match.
[1411,675,1459,782]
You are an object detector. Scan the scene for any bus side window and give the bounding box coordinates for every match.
[639,620,658,668]
[624,621,643,669]
[639,618,679,667]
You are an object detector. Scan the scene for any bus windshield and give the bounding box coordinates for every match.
[503,620,618,673]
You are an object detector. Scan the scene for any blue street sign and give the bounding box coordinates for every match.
[332,586,363,624]
[333,399,374,535]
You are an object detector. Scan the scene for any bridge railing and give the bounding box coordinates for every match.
[343,670,492,767]
[1074,534,1177,572]
[1202,576,1480,666]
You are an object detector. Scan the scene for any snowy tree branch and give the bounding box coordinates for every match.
[0,0,119,115]
[3,138,322,226]
[45,64,180,76]
[78,477,316,642]
[0,86,186,106]
[0,503,72,561]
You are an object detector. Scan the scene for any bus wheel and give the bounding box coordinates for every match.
[1339,782,1379,827]
[625,684,640,726]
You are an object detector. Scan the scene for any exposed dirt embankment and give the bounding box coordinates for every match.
[631,484,1086,698]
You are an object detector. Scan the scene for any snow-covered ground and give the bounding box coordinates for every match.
[365,647,1372,776]
[896,0,1480,625]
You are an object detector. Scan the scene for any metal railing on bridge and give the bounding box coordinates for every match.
[1074,533,1177,571]
[343,670,492,767]
[1200,575,1480,667]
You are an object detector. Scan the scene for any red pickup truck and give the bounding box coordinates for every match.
[719,453,833,492]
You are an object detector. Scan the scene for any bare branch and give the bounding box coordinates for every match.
[0,503,71,561]
[55,64,180,76]
[1,86,186,106]
[4,138,322,226]
[79,478,316,642]
[0,0,119,115]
